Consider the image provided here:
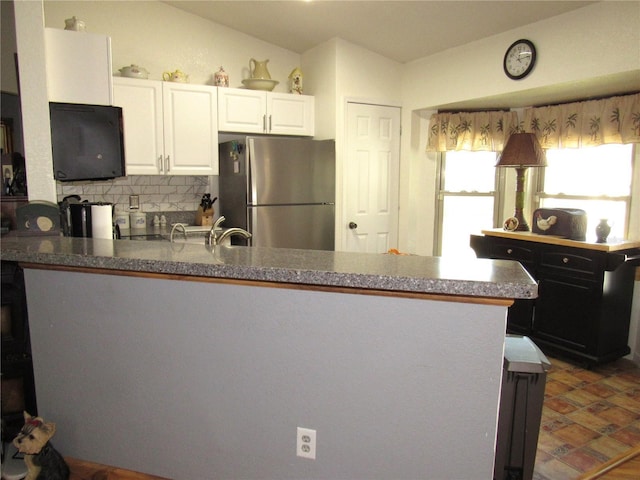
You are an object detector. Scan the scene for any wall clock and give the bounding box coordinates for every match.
[503,39,536,80]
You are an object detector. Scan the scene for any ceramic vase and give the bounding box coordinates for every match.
[595,219,611,243]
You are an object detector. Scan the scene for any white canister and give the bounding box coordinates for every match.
[113,210,130,230]
[130,211,147,229]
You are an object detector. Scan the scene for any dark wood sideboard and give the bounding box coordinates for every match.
[471,230,640,366]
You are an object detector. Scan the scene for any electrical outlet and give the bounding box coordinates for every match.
[129,195,139,210]
[296,427,316,459]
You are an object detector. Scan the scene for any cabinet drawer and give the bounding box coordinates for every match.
[489,242,535,263]
[540,251,599,276]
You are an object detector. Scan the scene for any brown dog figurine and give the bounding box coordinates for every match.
[12,412,70,480]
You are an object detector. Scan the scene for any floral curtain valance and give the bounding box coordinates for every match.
[522,93,640,148]
[426,111,520,152]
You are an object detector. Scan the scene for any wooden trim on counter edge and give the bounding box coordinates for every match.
[65,457,172,480]
[19,262,516,307]
[481,229,640,252]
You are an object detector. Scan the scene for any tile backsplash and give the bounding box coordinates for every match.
[56,175,211,212]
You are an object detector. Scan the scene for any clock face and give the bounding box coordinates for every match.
[503,39,536,80]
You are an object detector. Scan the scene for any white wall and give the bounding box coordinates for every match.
[402,2,640,111]
[13,0,57,203]
[43,1,301,92]
[301,39,337,140]
[400,1,640,255]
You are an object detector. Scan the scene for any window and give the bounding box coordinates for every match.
[435,151,499,258]
[435,143,636,258]
[536,144,634,241]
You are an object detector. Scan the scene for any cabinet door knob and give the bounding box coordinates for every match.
[563,257,569,264]
[507,248,513,254]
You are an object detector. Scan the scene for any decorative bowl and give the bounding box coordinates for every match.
[241,78,279,91]
[119,64,149,79]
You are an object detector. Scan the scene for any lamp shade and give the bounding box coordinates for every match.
[496,133,546,167]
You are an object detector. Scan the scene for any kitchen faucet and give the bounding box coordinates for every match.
[208,216,226,245]
[212,215,226,230]
[207,217,252,246]
[209,227,252,246]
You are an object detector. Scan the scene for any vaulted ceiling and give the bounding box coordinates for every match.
[163,1,594,63]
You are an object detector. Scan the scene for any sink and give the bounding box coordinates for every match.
[126,233,167,241]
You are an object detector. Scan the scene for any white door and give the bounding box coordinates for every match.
[344,103,401,253]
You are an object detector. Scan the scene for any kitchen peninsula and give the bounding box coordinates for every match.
[1,237,536,479]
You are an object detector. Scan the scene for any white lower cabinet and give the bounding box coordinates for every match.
[113,77,218,175]
[218,87,314,136]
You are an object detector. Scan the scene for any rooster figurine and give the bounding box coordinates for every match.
[536,213,557,232]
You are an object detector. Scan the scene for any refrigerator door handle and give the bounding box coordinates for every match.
[249,207,257,246]
[248,137,258,204]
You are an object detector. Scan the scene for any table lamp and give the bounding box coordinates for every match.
[496,133,546,231]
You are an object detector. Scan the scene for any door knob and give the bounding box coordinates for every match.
[348,222,358,229]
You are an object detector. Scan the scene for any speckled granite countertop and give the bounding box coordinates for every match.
[0,236,537,299]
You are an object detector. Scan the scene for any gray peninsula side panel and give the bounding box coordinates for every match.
[24,268,507,479]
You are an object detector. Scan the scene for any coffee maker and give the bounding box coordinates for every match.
[59,196,119,238]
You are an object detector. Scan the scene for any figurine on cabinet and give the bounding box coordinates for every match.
[288,67,303,94]
[214,66,229,87]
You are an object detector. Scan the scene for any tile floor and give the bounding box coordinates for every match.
[533,355,640,479]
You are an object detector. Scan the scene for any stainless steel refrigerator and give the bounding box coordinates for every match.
[218,137,335,250]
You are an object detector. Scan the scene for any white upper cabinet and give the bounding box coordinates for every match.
[162,83,219,175]
[112,78,163,175]
[267,93,315,136]
[217,88,264,134]
[218,87,314,136]
[45,28,113,105]
[113,78,218,175]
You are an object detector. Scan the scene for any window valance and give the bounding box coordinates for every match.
[426,111,519,152]
[522,93,640,148]
[426,93,640,152]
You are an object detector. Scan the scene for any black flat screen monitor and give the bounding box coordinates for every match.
[49,102,126,181]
